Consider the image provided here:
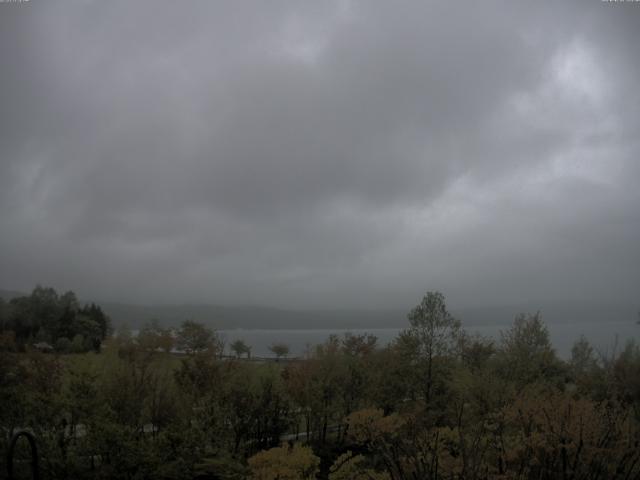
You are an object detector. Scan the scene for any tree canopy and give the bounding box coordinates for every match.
[2,288,640,479]
[268,342,290,360]
[0,285,111,352]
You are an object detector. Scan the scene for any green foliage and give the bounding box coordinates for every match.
[230,338,252,358]
[55,336,72,352]
[268,342,290,359]
[496,311,563,386]
[608,339,640,407]
[71,334,86,353]
[405,291,461,403]
[407,291,461,358]
[0,297,8,328]
[458,331,495,372]
[175,319,220,355]
[1,285,111,353]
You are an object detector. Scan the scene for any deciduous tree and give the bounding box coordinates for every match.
[230,338,252,358]
[405,291,461,402]
[175,320,218,355]
[268,342,290,360]
[248,443,320,480]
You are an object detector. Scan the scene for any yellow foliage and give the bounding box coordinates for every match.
[502,388,640,477]
[248,443,320,480]
[345,408,404,444]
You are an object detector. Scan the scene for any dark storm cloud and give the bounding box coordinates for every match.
[1,0,638,309]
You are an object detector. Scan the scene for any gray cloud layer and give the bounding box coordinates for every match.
[1,0,639,309]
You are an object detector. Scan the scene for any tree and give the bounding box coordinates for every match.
[497,312,560,386]
[406,291,461,401]
[115,322,133,343]
[71,334,85,353]
[0,297,8,331]
[345,408,434,479]
[502,388,640,479]
[2,286,111,352]
[311,335,346,443]
[138,319,174,353]
[248,443,320,480]
[339,333,378,426]
[610,339,640,406]
[78,302,112,340]
[341,332,378,357]
[175,320,217,355]
[283,360,316,441]
[570,335,597,377]
[268,343,290,361]
[55,336,71,353]
[0,330,17,352]
[367,345,414,413]
[458,332,495,372]
[30,285,62,337]
[157,327,175,353]
[230,339,251,358]
[57,290,80,340]
[71,314,103,352]
[258,375,293,448]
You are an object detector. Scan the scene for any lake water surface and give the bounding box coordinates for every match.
[219,321,640,359]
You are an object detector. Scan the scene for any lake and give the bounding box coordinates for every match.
[219,321,640,359]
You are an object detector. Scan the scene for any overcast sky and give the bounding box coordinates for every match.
[0,0,638,309]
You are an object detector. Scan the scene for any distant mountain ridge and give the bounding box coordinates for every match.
[72,298,640,330]
[1,288,636,330]
[98,302,406,330]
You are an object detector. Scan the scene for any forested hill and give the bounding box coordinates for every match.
[1,289,636,330]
